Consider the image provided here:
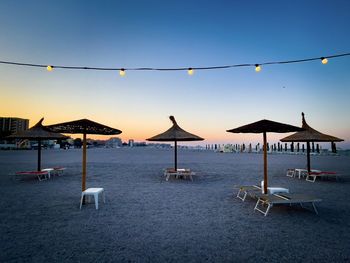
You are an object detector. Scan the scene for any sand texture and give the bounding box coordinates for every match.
[1,148,349,262]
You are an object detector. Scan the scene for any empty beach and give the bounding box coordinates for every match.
[1,147,349,262]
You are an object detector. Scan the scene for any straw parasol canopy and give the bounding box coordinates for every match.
[227,119,304,194]
[47,119,122,191]
[147,116,204,170]
[280,112,344,172]
[7,118,68,171]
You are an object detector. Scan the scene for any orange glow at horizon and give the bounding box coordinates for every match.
[1,91,349,146]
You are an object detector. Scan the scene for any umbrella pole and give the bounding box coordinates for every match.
[263,132,268,194]
[307,141,311,173]
[82,133,87,192]
[174,140,177,170]
[37,139,42,171]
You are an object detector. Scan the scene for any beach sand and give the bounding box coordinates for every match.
[0,147,349,262]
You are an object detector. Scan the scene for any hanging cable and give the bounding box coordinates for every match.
[0,52,349,72]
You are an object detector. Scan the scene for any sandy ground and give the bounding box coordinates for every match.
[0,147,349,262]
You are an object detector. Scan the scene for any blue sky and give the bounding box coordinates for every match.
[1,0,349,148]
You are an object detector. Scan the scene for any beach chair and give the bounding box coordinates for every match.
[306,171,339,183]
[15,171,49,181]
[294,169,321,179]
[254,193,322,216]
[164,168,195,181]
[236,182,289,201]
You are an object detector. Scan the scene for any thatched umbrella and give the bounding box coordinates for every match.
[47,119,122,191]
[280,112,344,172]
[6,118,67,171]
[227,119,303,194]
[147,116,204,170]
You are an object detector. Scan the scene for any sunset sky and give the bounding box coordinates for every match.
[1,1,349,148]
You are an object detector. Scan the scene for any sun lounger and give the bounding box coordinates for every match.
[254,193,322,216]
[306,171,339,182]
[293,168,321,179]
[15,171,49,181]
[236,183,289,201]
[164,168,194,181]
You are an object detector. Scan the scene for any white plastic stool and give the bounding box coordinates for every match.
[80,188,105,210]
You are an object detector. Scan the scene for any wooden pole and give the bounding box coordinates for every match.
[174,140,178,170]
[307,141,311,173]
[82,133,87,192]
[37,139,42,171]
[263,132,268,194]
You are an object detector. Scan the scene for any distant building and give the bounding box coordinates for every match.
[0,117,29,136]
[128,139,134,147]
[106,137,122,148]
[0,117,29,149]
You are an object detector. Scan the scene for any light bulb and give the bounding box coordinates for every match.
[47,65,53,71]
[188,68,194,75]
[119,68,126,76]
[255,64,261,72]
[321,57,328,64]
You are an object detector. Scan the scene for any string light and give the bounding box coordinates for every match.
[0,52,349,74]
[321,57,328,64]
[119,68,126,76]
[255,64,261,72]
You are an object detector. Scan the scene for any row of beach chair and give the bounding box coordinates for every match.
[13,166,332,215]
[163,167,329,216]
[286,168,339,182]
[15,167,66,181]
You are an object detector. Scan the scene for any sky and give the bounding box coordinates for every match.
[1,0,349,148]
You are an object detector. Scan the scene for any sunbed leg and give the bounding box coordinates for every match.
[286,169,295,178]
[254,199,260,210]
[236,189,247,201]
[306,174,316,183]
[300,202,319,215]
[264,204,272,216]
[38,173,47,181]
[312,202,318,215]
[254,199,271,216]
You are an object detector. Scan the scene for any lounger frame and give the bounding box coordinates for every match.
[254,193,321,216]
[306,172,339,183]
[15,171,49,181]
